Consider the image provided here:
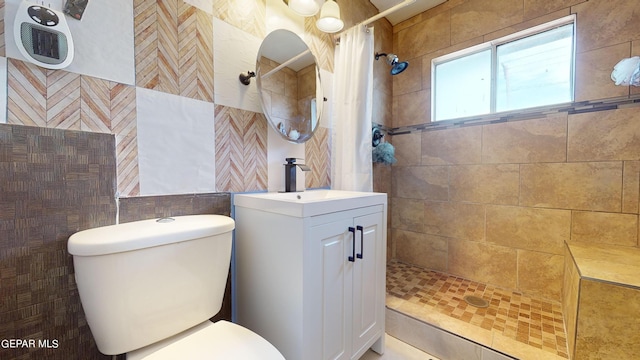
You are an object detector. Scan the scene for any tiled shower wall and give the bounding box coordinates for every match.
[388,0,640,302]
[1,1,392,359]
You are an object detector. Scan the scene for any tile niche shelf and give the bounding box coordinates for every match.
[563,242,640,359]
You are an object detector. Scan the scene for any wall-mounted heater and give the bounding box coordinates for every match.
[14,1,74,69]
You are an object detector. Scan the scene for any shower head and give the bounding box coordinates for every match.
[390,60,408,75]
[375,52,409,75]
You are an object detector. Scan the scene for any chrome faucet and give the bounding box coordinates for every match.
[284,158,311,192]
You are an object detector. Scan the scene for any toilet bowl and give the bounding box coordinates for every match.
[127,321,283,359]
[67,215,284,359]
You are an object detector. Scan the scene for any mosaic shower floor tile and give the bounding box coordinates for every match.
[387,260,569,359]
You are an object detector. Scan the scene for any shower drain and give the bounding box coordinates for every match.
[463,295,489,308]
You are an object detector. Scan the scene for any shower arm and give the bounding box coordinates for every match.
[375,52,389,61]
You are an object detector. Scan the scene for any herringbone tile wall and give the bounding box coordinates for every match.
[306,126,331,188]
[214,105,268,192]
[212,0,266,39]
[135,0,215,102]
[2,0,353,196]
[305,16,335,73]
[111,84,140,196]
[6,59,140,196]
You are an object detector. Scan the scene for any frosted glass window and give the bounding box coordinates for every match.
[496,24,574,112]
[432,16,575,122]
[434,50,491,121]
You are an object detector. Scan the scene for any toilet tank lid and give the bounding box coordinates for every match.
[68,215,235,256]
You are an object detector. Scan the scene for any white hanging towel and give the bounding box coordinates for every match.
[611,56,640,86]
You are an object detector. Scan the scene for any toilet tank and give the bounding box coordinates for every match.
[67,215,235,356]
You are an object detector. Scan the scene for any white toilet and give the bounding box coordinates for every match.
[67,214,284,359]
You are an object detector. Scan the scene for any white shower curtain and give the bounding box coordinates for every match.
[332,25,374,192]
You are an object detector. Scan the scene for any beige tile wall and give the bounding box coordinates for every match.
[391,0,640,127]
[389,0,640,302]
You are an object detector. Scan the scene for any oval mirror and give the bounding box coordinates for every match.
[256,29,323,144]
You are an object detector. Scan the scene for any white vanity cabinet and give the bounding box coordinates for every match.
[234,191,387,360]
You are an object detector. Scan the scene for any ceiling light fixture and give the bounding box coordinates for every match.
[283,0,322,17]
[316,0,344,33]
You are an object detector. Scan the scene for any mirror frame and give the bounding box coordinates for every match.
[256,29,323,144]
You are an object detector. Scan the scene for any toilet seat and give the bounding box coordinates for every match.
[126,321,285,360]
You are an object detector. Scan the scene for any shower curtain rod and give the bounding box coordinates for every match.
[335,0,416,42]
[361,0,416,27]
[261,49,311,79]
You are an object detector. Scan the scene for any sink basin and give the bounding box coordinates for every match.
[233,190,387,217]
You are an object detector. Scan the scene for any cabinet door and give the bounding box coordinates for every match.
[350,212,384,358]
[311,218,354,360]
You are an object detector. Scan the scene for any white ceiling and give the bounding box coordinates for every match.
[368,0,446,25]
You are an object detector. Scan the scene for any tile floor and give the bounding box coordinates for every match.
[361,334,440,360]
[386,260,569,359]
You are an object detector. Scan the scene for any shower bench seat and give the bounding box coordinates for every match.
[563,242,640,359]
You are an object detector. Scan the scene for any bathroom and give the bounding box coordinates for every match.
[1,0,639,359]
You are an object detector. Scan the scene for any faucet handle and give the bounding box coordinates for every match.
[285,157,304,164]
[284,158,310,171]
